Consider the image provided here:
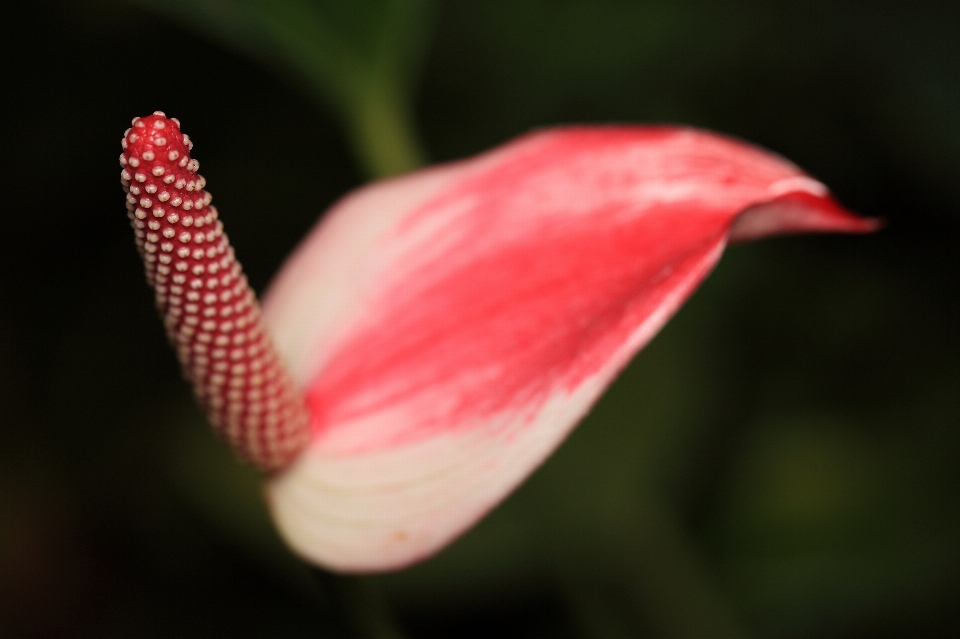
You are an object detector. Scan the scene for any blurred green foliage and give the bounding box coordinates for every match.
[1,0,959,637]
[129,0,435,177]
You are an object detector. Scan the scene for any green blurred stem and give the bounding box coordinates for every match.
[340,575,409,639]
[340,82,427,179]
[313,570,409,639]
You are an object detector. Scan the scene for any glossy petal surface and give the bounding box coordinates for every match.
[262,127,876,571]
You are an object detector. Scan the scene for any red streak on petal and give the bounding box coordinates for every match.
[305,206,728,452]
[304,127,860,453]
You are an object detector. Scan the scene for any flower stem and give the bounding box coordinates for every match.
[312,569,409,639]
[341,81,427,179]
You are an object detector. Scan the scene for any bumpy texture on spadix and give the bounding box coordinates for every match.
[121,112,309,471]
[260,126,877,572]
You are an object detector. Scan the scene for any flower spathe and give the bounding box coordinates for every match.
[256,126,877,571]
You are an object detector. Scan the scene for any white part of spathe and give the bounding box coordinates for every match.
[265,239,721,572]
[262,160,515,571]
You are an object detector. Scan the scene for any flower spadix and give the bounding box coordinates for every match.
[120,112,310,471]
[121,114,877,572]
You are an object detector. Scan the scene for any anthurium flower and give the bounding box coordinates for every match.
[120,112,876,573]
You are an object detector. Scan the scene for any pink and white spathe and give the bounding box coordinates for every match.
[260,126,877,572]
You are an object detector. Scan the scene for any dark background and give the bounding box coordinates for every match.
[1,1,959,637]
